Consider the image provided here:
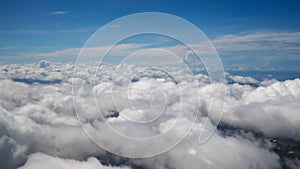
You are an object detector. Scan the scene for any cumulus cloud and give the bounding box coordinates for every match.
[227,75,259,85]
[0,136,27,169]
[0,61,299,169]
[18,152,130,169]
[219,79,300,140]
[130,119,281,169]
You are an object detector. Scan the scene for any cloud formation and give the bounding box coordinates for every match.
[18,152,130,169]
[1,31,300,70]
[49,11,69,15]
[212,32,300,52]
[0,61,299,169]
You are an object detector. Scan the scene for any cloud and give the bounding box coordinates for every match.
[0,61,299,168]
[49,11,69,15]
[35,43,149,61]
[284,158,300,169]
[18,152,130,169]
[205,78,300,140]
[129,119,281,169]
[0,136,27,169]
[227,75,259,85]
[1,47,16,50]
[211,32,300,53]
[0,27,96,35]
[1,31,300,70]
[155,31,300,55]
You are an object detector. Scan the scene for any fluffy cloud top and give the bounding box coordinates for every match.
[0,61,299,169]
[18,153,130,169]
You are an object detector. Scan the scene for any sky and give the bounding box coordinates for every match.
[1,0,300,70]
[1,1,300,168]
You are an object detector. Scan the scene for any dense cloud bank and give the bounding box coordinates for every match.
[18,152,130,169]
[0,62,299,169]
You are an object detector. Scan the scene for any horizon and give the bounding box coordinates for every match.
[0,0,300,70]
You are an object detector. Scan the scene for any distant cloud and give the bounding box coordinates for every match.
[1,47,16,50]
[0,27,96,35]
[18,153,130,169]
[211,32,300,52]
[49,11,69,15]
[1,31,300,70]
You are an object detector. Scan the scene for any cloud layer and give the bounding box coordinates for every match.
[18,152,130,169]
[1,31,300,70]
[0,61,299,169]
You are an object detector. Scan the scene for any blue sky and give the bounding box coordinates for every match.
[1,0,300,70]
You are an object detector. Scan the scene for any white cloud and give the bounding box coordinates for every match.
[36,43,149,60]
[212,32,300,52]
[49,11,69,15]
[1,47,16,50]
[228,75,259,84]
[210,78,300,140]
[0,62,298,169]
[2,31,300,64]
[0,27,96,35]
[18,153,130,169]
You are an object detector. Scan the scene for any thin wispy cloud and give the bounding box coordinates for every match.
[49,11,69,15]
[0,43,150,61]
[1,47,16,50]
[211,32,300,52]
[0,27,97,35]
[30,31,300,55]
[1,31,300,70]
